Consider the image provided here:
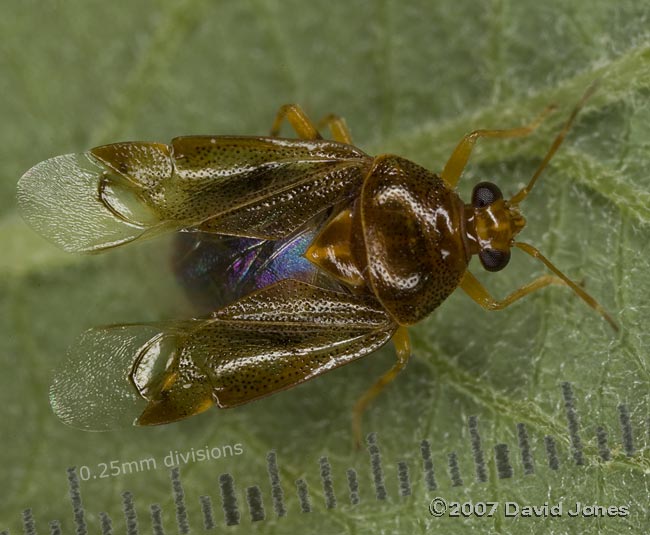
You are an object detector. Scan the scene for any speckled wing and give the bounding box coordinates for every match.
[17,136,370,253]
[49,280,397,430]
[170,136,369,239]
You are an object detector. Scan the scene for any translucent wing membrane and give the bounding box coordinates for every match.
[17,153,162,252]
[18,137,369,253]
[50,325,161,430]
[50,280,396,430]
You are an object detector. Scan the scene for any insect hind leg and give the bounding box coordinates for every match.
[270,104,353,143]
[317,113,353,144]
[352,326,411,448]
[270,104,322,140]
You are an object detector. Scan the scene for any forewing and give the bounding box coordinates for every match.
[18,137,369,252]
[168,136,369,239]
[49,280,396,429]
[196,280,397,409]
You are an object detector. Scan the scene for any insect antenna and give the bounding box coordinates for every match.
[509,82,599,205]
[513,242,618,331]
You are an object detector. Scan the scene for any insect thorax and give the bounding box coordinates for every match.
[308,155,469,326]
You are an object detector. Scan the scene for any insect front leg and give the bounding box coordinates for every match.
[440,105,556,189]
[270,104,322,139]
[352,326,411,448]
[459,270,566,310]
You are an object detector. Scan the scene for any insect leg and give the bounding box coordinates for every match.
[459,270,566,310]
[440,105,556,188]
[270,104,322,139]
[317,114,353,144]
[352,326,411,448]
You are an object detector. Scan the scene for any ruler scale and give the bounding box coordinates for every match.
[4,381,648,532]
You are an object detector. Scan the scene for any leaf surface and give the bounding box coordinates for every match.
[1,1,650,533]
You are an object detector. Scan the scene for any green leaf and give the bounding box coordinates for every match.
[2,1,650,533]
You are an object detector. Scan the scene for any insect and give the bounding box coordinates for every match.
[17,90,617,443]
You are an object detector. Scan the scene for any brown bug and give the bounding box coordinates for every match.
[17,88,616,441]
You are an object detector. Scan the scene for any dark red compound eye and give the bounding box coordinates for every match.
[472,181,503,208]
[479,248,511,272]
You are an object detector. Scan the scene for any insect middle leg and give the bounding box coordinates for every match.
[440,105,556,189]
[459,270,566,310]
[352,326,411,448]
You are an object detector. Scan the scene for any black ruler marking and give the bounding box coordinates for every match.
[367,433,387,500]
[562,382,585,465]
[219,473,240,526]
[618,404,635,457]
[121,491,138,535]
[245,486,265,522]
[22,510,35,535]
[468,415,487,483]
[199,495,216,530]
[397,461,411,497]
[48,520,61,535]
[99,513,112,535]
[420,439,438,491]
[447,452,463,487]
[346,468,360,505]
[596,425,611,461]
[150,504,165,535]
[170,467,189,534]
[544,435,560,470]
[266,450,286,517]
[295,478,312,513]
[495,444,513,479]
[516,423,534,475]
[319,456,336,509]
[66,467,86,535]
[8,381,649,529]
